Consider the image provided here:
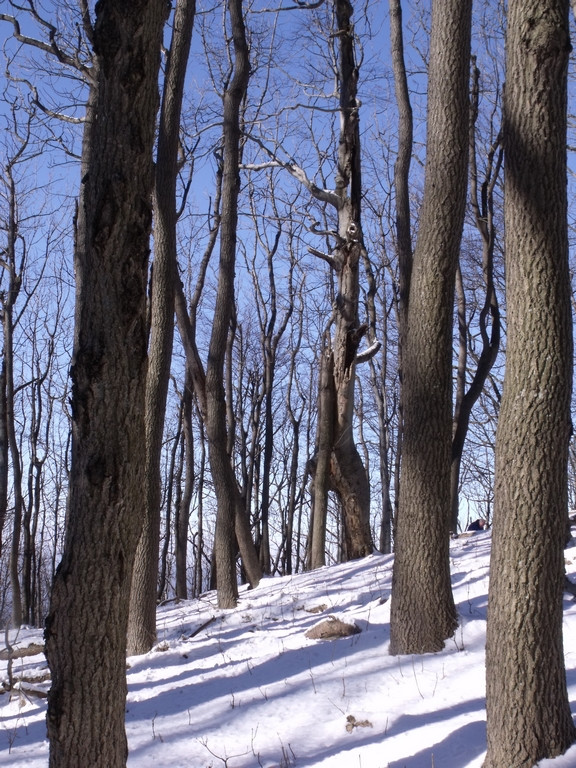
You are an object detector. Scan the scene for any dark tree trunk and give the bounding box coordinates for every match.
[389,0,472,655]
[45,2,165,766]
[484,2,576,765]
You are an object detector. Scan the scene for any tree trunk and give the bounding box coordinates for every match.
[388,0,414,539]
[389,0,471,655]
[309,0,373,564]
[0,364,7,558]
[389,0,413,347]
[206,0,261,608]
[309,341,335,570]
[127,0,196,657]
[2,165,25,627]
[450,66,502,533]
[175,375,194,599]
[484,2,576,765]
[44,2,165,766]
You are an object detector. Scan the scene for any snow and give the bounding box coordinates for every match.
[3,532,576,767]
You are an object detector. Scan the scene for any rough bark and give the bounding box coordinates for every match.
[44,2,165,766]
[484,2,576,765]
[389,0,472,655]
[127,0,196,658]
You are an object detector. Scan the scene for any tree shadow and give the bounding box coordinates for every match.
[385,718,486,767]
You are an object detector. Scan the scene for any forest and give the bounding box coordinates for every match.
[0,0,575,766]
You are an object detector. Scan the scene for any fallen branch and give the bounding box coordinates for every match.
[0,643,44,661]
[187,616,217,639]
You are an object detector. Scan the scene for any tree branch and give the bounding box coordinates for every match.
[356,340,382,365]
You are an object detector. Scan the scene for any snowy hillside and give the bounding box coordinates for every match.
[3,532,576,767]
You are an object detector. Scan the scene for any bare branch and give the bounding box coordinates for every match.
[356,340,382,365]
[242,133,340,207]
[308,246,338,269]
[0,9,94,83]
[8,75,86,124]
[254,0,326,11]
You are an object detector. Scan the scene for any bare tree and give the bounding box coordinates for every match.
[197,0,262,608]
[127,0,196,658]
[450,59,502,533]
[0,109,28,626]
[305,0,377,567]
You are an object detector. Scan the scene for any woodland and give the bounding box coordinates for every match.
[0,0,575,767]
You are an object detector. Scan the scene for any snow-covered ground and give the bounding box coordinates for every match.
[2,531,576,767]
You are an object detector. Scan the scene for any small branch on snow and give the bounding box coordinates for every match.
[187,615,217,639]
[0,642,44,661]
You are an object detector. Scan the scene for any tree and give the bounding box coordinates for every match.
[174,372,196,598]
[247,179,294,574]
[44,1,166,766]
[1,108,28,627]
[450,59,502,534]
[306,0,376,567]
[127,0,196,658]
[202,0,261,608]
[389,0,472,655]
[484,1,576,765]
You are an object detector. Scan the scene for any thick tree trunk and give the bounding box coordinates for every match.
[484,2,576,765]
[389,0,471,655]
[44,3,165,766]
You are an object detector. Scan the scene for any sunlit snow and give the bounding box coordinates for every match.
[2,531,576,767]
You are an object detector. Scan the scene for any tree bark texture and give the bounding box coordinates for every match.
[389,0,472,655]
[484,2,576,765]
[128,0,196,657]
[45,2,165,767]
